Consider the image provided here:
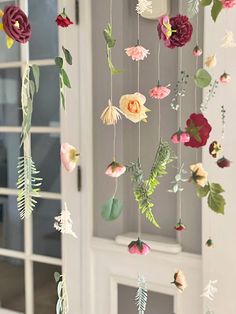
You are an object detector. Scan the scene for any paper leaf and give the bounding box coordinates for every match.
[135,276,148,314]
[101,197,123,221]
[211,0,222,22]
[61,69,71,88]
[197,184,210,198]
[200,0,212,5]
[62,46,73,65]
[31,64,40,93]
[55,56,63,69]
[103,23,116,48]
[194,68,212,88]
[208,191,225,214]
[54,272,61,283]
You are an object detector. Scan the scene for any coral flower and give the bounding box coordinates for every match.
[174,219,186,231]
[171,129,190,144]
[184,113,212,148]
[190,163,208,187]
[55,8,73,27]
[119,93,150,123]
[100,99,122,125]
[209,141,222,158]
[221,0,236,8]
[205,55,217,68]
[171,270,187,292]
[192,45,203,57]
[125,45,150,61]
[60,143,79,172]
[105,161,126,178]
[219,72,231,83]
[149,84,171,100]
[128,238,151,256]
[217,156,231,168]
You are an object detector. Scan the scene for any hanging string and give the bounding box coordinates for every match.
[157,39,161,140]
[194,13,199,163]
[137,12,141,239]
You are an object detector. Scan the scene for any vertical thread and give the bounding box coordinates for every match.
[157,40,161,140]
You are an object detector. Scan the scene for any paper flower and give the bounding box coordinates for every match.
[2,5,31,45]
[136,0,152,14]
[54,203,77,238]
[105,161,126,178]
[193,45,203,56]
[149,84,171,100]
[157,14,193,49]
[171,270,187,292]
[128,238,151,256]
[125,45,150,61]
[206,237,214,248]
[100,99,122,125]
[60,143,79,172]
[221,31,236,47]
[219,72,231,83]
[171,129,190,144]
[119,93,150,123]
[205,55,217,68]
[55,8,73,27]
[184,113,212,148]
[174,219,186,231]
[221,0,236,8]
[190,163,208,187]
[209,141,222,158]
[217,156,231,168]
[201,280,218,301]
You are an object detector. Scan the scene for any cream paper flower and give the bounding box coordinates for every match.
[205,55,217,68]
[100,99,122,125]
[190,163,208,187]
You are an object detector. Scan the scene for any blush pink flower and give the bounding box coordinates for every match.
[149,84,171,100]
[128,238,150,256]
[221,0,236,8]
[192,45,203,57]
[219,72,231,83]
[60,143,79,172]
[125,45,150,61]
[171,129,190,144]
[105,161,126,178]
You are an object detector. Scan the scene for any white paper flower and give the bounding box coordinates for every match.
[201,280,218,301]
[221,31,236,48]
[54,202,77,238]
[136,0,152,14]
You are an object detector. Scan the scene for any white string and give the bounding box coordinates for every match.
[137,12,141,239]
[194,13,199,163]
[157,40,161,140]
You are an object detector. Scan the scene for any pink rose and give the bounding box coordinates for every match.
[128,238,150,256]
[221,0,236,8]
[60,143,79,172]
[125,45,150,61]
[219,72,231,83]
[149,85,171,100]
[171,129,190,144]
[105,161,126,178]
[192,45,202,57]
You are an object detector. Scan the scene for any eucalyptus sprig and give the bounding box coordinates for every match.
[54,272,69,314]
[200,79,218,112]
[168,164,188,193]
[170,71,189,111]
[127,140,176,228]
[55,46,73,110]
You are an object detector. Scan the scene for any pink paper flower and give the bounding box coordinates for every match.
[174,219,186,231]
[171,129,190,144]
[221,0,236,8]
[219,72,231,83]
[149,84,171,100]
[128,238,150,256]
[125,45,150,61]
[192,45,202,57]
[60,143,79,172]
[105,161,126,178]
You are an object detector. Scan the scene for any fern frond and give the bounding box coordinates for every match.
[187,0,200,18]
[54,273,69,314]
[135,276,148,314]
[17,156,42,219]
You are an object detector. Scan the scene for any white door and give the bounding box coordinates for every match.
[0,0,80,313]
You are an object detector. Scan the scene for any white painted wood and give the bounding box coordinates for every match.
[0,127,60,133]
[0,59,54,69]
[0,309,23,314]
[0,188,61,200]
[141,0,171,20]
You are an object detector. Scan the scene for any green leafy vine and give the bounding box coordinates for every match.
[54,272,69,314]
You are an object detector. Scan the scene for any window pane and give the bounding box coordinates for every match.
[34,262,61,314]
[0,257,25,313]
[33,199,61,258]
[0,2,20,63]
[29,0,58,60]
[0,195,24,252]
[0,68,21,126]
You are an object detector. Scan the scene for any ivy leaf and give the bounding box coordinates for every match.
[31,64,40,93]
[211,0,223,22]
[210,183,225,194]
[61,69,71,88]
[103,23,116,48]
[208,192,225,214]
[196,184,210,198]
[200,0,212,5]
[62,46,73,65]
[194,69,212,88]
[55,56,63,69]
[101,197,123,221]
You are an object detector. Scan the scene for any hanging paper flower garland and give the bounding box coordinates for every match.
[56,8,74,27]
[60,143,79,172]
[128,238,151,256]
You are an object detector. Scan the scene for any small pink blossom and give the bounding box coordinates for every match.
[219,72,231,83]
[60,143,79,172]
[171,129,190,144]
[221,0,236,8]
[128,238,150,256]
[105,161,126,178]
[192,45,202,57]
[125,45,150,61]
[149,84,171,100]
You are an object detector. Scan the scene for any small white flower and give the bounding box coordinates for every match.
[136,0,152,15]
[201,280,218,301]
[54,202,77,238]
[221,31,236,48]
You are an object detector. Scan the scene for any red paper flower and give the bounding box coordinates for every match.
[184,113,212,148]
[128,238,150,256]
[217,156,231,168]
[171,128,190,144]
[55,8,73,27]
[157,14,193,49]
[2,5,31,43]
[174,219,186,231]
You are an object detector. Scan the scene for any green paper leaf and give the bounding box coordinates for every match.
[101,197,123,221]
[200,0,212,5]
[208,191,225,214]
[194,68,212,88]
[55,56,63,69]
[62,46,73,65]
[31,64,40,93]
[60,92,65,110]
[61,69,71,88]
[210,182,225,194]
[54,272,61,283]
[196,184,210,198]
[29,80,35,99]
[103,23,116,48]
[211,0,223,22]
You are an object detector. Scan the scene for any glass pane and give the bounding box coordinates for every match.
[0,256,25,313]
[0,68,21,126]
[32,66,60,126]
[33,199,61,258]
[0,2,20,62]
[0,133,61,193]
[0,195,24,252]
[34,262,61,314]
[29,0,58,60]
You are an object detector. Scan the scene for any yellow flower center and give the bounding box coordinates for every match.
[127,100,141,114]
[69,148,79,162]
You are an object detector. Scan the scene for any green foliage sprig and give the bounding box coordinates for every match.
[200,0,223,22]
[127,140,176,228]
[168,163,188,193]
[187,0,200,18]
[55,46,73,110]
[170,71,189,111]
[54,272,69,314]
[200,79,218,112]
[135,276,148,314]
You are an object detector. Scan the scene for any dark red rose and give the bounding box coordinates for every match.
[2,5,31,43]
[55,8,73,28]
[174,219,186,231]
[217,156,231,168]
[184,113,212,148]
[157,15,193,49]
